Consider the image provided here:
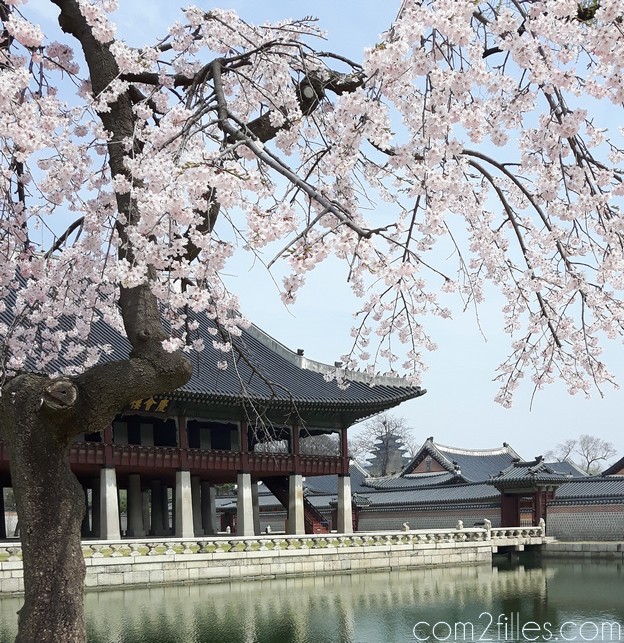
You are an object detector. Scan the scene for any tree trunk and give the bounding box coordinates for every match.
[1,376,87,643]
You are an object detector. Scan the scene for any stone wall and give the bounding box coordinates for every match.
[547,502,624,541]
[0,530,496,595]
[540,541,624,560]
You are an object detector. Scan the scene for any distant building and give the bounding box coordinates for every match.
[366,432,411,477]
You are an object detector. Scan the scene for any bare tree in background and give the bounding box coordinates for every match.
[547,434,617,474]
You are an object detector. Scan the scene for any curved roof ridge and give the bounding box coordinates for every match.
[435,442,518,458]
[245,323,424,389]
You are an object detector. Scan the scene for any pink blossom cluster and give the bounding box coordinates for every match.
[2,1,624,405]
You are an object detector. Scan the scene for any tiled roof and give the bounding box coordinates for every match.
[359,483,500,506]
[488,458,572,488]
[308,483,499,509]
[553,476,624,500]
[303,461,372,494]
[1,289,423,421]
[176,321,424,418]
[544,459,588,477]
[363,471,459,489]
[402,439,522,482]
[601,456,624,476]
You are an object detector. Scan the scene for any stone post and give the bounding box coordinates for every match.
[191,475,203,536]
[337,475,353,534]
[236,472,255,536]
[126,474,145,537]
[201,481,218,535]
[142,489,150,534]
[100,467,121,540]
[175,471,194,538]
[288,474,305,535]
[149,480,165,536]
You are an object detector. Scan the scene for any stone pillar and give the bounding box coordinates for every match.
[288,474,305,535]
[142,489,150,534]
[236,472,254,536]
[251,481,261,535]
[175,471,194,538]
[91,477,101,538]
[80,484,90,538]
[126,474,145,537]
[100,468,121,540]
[191,476,203,536]
[337,475,353,534]
[149,480,165,536]
[201,481,218,535]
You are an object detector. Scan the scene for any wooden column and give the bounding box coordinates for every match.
[341,427,350,474]
[292,424,300,474]
[177,415,189,469]
[240,421,249,471]
[103,425,114,467]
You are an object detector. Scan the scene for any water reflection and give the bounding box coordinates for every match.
[0,559,621,642]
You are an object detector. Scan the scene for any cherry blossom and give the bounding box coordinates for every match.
[1,0,624,411]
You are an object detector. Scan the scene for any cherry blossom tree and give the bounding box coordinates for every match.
[1,0,624,640]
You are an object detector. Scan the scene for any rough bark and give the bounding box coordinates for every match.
[1,376,87,643]
[0,322,192,642]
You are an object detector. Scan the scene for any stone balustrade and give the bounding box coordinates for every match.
[0,525,545,594]
[0,525,544,563]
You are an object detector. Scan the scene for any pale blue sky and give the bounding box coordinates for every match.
[36,1,624,463]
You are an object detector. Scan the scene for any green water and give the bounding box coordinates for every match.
[0,558,622,642]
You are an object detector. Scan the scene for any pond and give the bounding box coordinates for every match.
[0,556,622,642]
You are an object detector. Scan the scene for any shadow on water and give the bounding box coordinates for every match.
[0,558,622,642]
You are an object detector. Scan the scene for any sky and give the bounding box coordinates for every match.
[32,0,624,464]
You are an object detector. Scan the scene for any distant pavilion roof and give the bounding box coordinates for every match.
[363,471,459,490]
[401,438,522,482]
[488,457,573,490]
[601,455,624,477]
[544,459,588,477]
